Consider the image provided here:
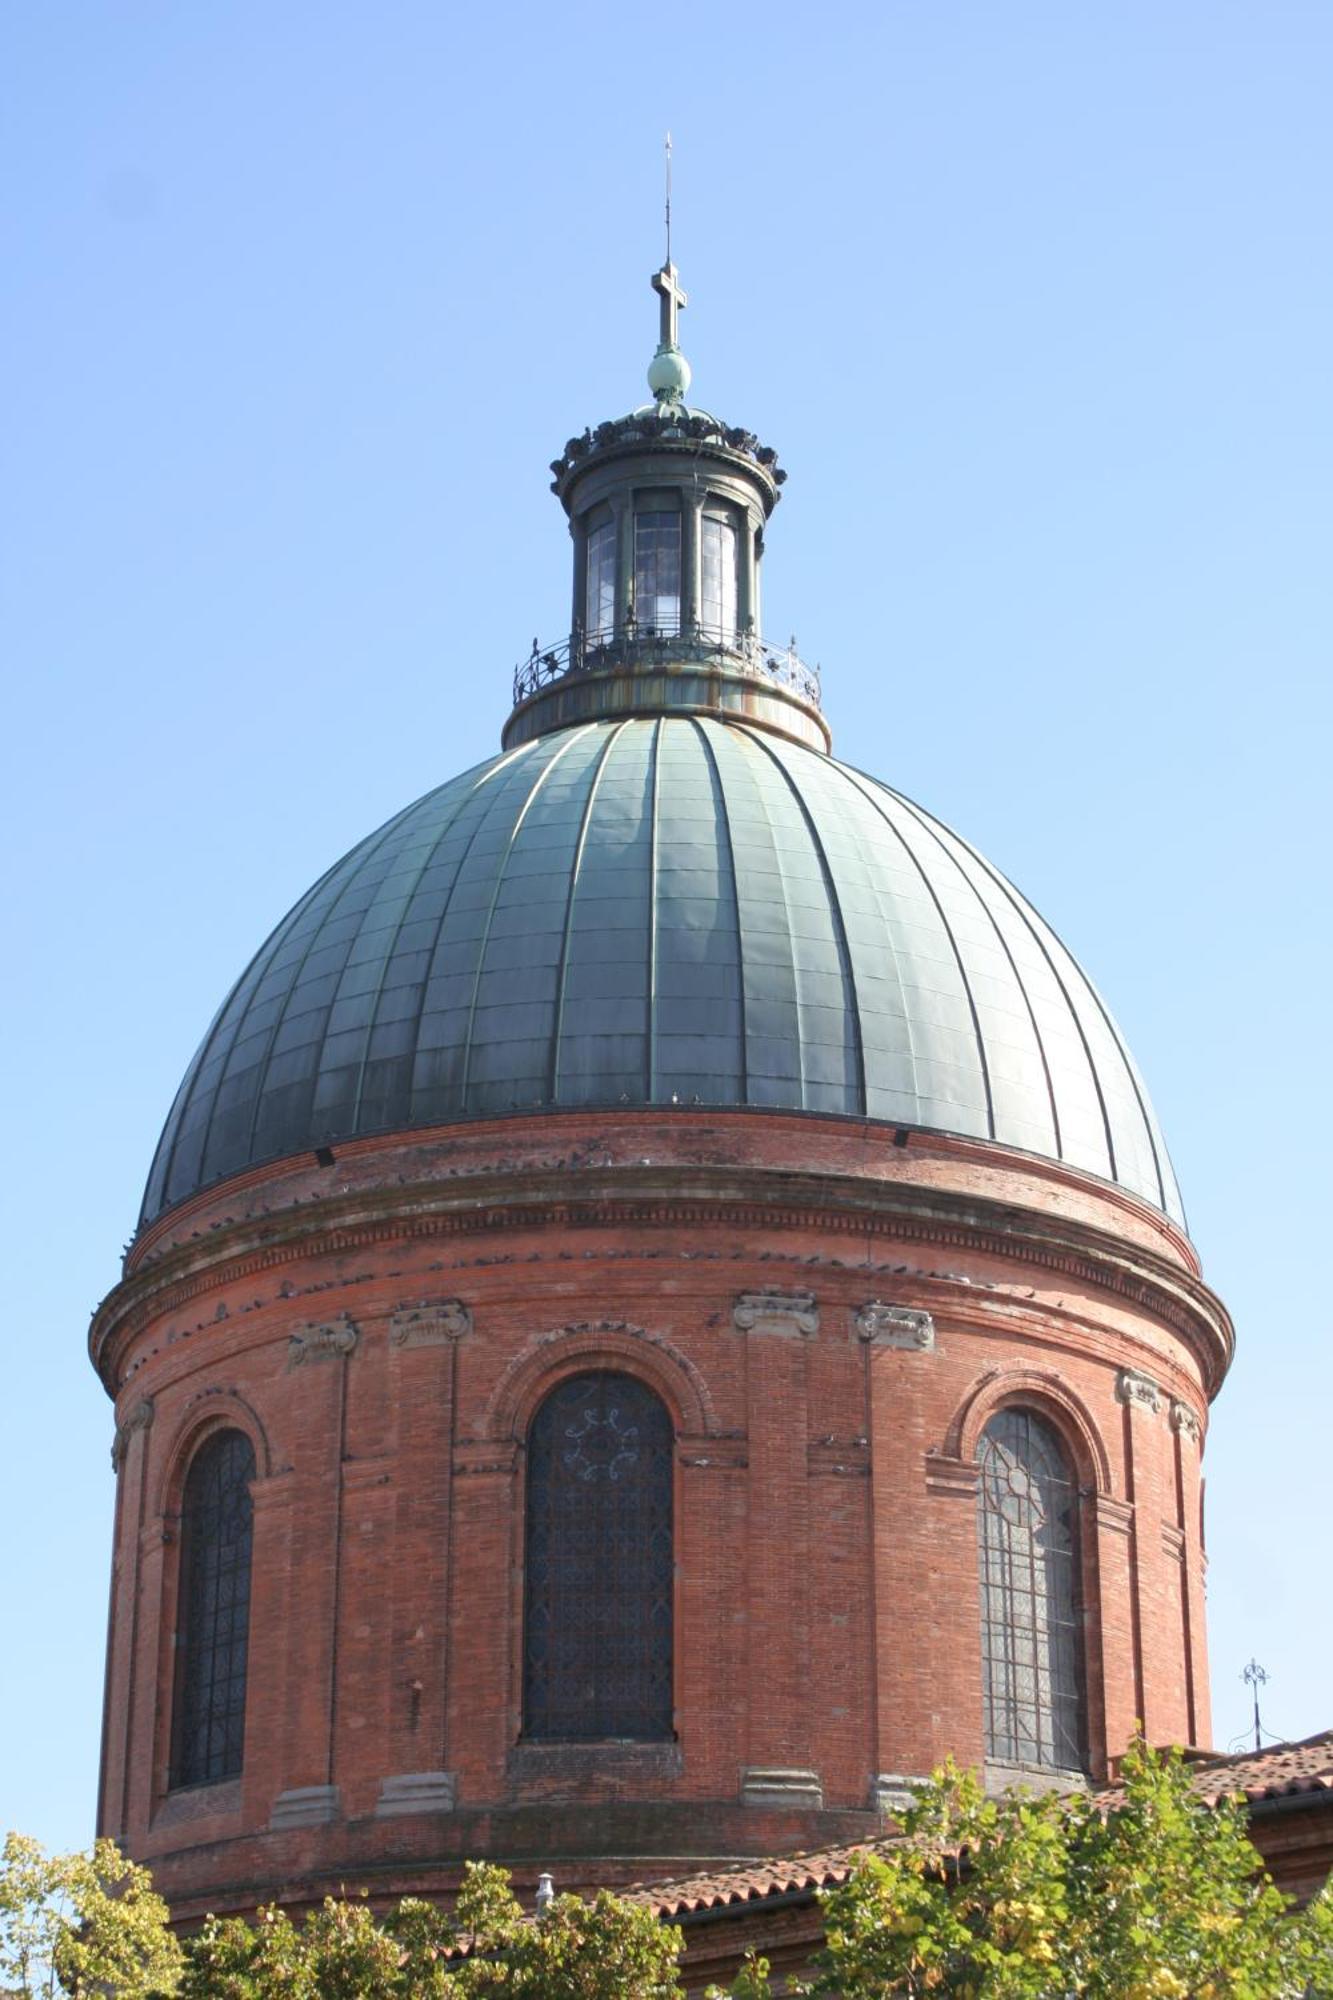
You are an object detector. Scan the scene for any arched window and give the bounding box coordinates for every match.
[523,1372,673,1740]
[976,1408,1086,1773]
[170,1429,255,1787]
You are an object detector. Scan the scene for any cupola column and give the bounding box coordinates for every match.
[682,490,704,634]
[740,519,759,637]
[613,494,632,633]
[570,519,587,642]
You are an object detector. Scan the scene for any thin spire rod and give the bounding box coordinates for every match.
[664,131,673,265]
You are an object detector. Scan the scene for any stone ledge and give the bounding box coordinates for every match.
[740,1766,823,1810]
[375,1771,457,1818]
[871,1772,927,1816]
[269,1785,339,1830]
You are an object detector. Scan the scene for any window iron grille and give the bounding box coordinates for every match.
[523,1372,673,1741]
[170,1429,255,1787]
[977,1407,1086,1773]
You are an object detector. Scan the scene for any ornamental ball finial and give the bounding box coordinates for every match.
[647,344,692,405]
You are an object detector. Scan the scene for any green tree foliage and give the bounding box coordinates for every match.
[0,1832,182,1999]
[10,1758,1333,1999]
[180,1861,683,1999]
[804,1741,1333,1999]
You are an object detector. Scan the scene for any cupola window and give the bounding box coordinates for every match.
[976,1408,1086,1773]
[523,1371,673,1740]
[633,507,681,637]
[701,512,738,643]
[170,1428,255,1787]
[585,517,617,642]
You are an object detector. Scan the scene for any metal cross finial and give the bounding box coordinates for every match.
[1242,1658,1269,1754]
[652,261,687,351]
[664,130,673,265]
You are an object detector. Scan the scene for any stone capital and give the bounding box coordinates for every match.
[1115,1367,1163,1415]
[855,1301,935,1351]
[287,1316,359,1368]
[732,1289,818,1338]
[1170,1398,1203,1444]
[390,1299,472,1348]
[111,1397,154,1472]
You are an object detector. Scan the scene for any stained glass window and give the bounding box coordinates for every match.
[700,514,738,642]
[171,1429,255,1787]
[523,1372,673,1740]
[633,510,681,636]
[977,1408,1086,1772]
[585,519,616,640]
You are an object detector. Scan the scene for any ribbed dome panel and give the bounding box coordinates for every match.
[143,718,1182,1227]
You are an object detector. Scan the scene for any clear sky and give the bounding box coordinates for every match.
[3,2,1330,1852]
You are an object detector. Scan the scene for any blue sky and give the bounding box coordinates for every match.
[3,2,1330,1850]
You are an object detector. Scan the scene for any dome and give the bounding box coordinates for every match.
[142,714,1182,1228]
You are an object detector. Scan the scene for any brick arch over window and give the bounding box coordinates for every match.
[486,1319,715,1442]
[522,1371,674,1742]
[949,1368,1113,1498]
[156,1390,271,1517]
[170,1428,256,1788]
[976,1407,1087,1775]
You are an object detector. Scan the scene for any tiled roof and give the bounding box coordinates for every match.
[1181,1731,1333,1808]
[630,1844,869,1920]
[632,1734,1333,1921]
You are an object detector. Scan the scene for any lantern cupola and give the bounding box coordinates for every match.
[504,261,829,754]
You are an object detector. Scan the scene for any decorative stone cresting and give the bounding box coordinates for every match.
[1169,1398,1203,1443]
[390,1300,471,1349]
[1115,1367,1163,1414]
[732,1290,819,1338]
[740,1766,824,1810]
[287,1316,359,1369]
[375,1771,457,1817]
[110,1397,154,1472]
[855,1302,935,1351]
[269,1785,339,1830]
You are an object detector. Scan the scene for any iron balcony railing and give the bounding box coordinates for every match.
[512,625,822,712]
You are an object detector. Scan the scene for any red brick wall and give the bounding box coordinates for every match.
[91,1110,1229,1921]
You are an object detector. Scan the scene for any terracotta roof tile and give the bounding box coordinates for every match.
[629,1845,871,1919]
[1178,1731,1333,1808]
[631,1734,1333,1921]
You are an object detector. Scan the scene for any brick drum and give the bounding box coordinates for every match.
[91,1104,1230,1922]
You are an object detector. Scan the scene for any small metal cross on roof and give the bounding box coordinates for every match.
[651,261,687,352]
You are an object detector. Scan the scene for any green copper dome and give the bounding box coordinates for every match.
[142,715,1182,1229]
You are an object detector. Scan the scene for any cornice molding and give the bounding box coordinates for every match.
[90,1163,1232,1397]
